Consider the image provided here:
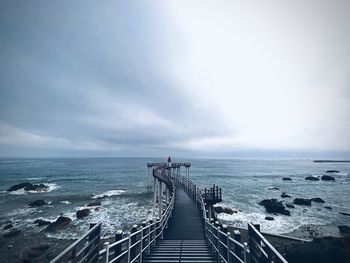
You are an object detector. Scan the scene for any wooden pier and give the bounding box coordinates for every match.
[50,159,289,263]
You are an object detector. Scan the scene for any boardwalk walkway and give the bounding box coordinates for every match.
[166,188,204,240]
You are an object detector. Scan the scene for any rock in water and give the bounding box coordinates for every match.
[311,198,325,203]
[326,170,339,173]
[339,212,350,216]
[45,216,71,232]
[6,182,33,192]
[325,206,332,210]
[282,177,292,181]
[338,225,350,234]
[87,200,101,207]
[305,176,319,181]
[281,193,291,198]
[3,224,13,230]
[76,209,91,219]
[213,205,237,215]
[29,200,47,207]
[286,204,295,208]
[294,198,312,206]
[321,175,335,181]
[259,199,290,215]
[33,219,51,226]
[265,216,274,221]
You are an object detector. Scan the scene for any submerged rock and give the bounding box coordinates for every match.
[286,203,295,208]
[29,200,47,207]
[268,187,280,190]
[76,208,91,219]
[321,175,335,181]
[294,198,312,206]
[3,229,21,238]
[326,170,339,173]
[282,177,292,181]
[311,198,325,203]
[45,216,71,232]
[325,206,332,210]
[87,200,101,207]
[259,199,290,215]
[265,216,274,221]
[305,176,319,181]
[7,182,33,192]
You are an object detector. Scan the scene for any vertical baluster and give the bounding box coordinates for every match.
[130,225,138,262]
[234,230,242,262]
[114,230,123,263]
[104,242,110,263]
[222,225,228,262]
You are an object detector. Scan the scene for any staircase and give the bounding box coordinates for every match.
[143,240,217,263]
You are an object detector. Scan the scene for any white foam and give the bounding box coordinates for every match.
[27,183,61,193]
[60,200,71,204]
[92,190,125,199]
[9,188,26,195]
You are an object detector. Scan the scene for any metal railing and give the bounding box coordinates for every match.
[50,222,102,263]
[98,167,175,263]
[172,170,288,263]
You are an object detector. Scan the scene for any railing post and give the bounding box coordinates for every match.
[233,230,242,261]
[104,242,110,263]
[140,221,146,263]
[114,230,123,263]
[148,220,153,252]
[227,232,231,263]
[222,225,228,262]
[155,218,160,243]
[243,242,249,263]
[130,224,138,262]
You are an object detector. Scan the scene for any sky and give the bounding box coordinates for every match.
[0,0,349,158]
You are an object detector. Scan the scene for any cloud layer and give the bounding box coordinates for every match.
[0,0,349,157]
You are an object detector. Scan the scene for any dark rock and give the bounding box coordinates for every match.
[326,170,339,173]
[3,229,21,238]
[339,212,350,216]
[311,198,325,203]
[45,216,71,232]
[281,193,291,198]
[325,206,332,210]
[25,183,49,192]
[282,177,292,181]
[305,176,319,181]
[338,225,350,234]
[286,204,295,208]
[29,200,47,207]
[294,198,312,206]
[285,236,347,263]
[87,200,101,207]
[268,187,279,190]
[265,216,274,221]
[321,175,335,181]
[3,224,13,229]
[76,208,91,219]
[259,199,290,215]
[213,205,237,215]
[26,244,50,258]
[33,219,51,226]
[7,182,33,192]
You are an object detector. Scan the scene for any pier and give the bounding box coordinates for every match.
[50,159,289,263]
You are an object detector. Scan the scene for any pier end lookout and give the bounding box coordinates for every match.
[50,158,288,263]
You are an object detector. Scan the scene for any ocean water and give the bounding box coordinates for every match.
[0,158,349,241]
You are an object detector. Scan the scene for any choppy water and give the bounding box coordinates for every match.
[0,158,349,240]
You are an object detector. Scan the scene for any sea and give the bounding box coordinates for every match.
[1,158,349,242]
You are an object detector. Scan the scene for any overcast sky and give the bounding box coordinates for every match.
[0,0,349,158]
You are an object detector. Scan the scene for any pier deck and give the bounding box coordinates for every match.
[166,188,204,240]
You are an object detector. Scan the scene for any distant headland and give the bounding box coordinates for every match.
[314,160,350,163]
